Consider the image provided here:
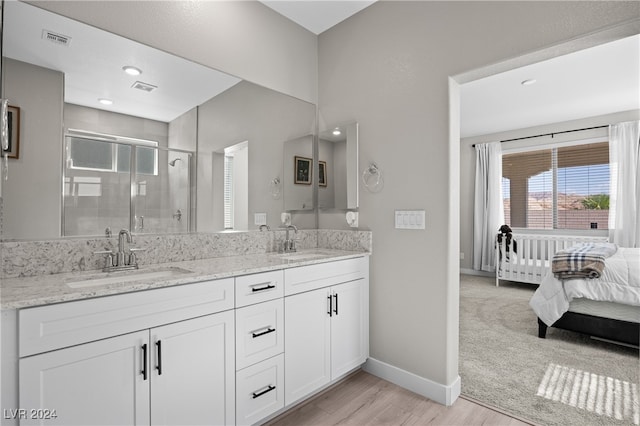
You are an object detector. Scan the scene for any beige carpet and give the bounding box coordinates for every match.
[459,274,639,426]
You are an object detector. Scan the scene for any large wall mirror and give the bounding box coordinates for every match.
[1,1,316,240]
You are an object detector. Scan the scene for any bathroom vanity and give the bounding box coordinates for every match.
[1,250,369,426]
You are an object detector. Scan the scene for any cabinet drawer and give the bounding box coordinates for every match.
[235,299,284,370]
[19,278,234,357]
[284,256,367,296]
[236,354,284,426]
[235,270,284,308]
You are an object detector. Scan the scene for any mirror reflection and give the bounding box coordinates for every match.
[1,1,316,240]
[318,122,359,210]
[196,80,316,232]
[283,135,315,211]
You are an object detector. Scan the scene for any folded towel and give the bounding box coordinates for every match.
[552,242,617,280]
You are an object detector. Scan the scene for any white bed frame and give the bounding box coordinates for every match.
[495,233,608,287]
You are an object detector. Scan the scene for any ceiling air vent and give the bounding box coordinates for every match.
[42,29,72,46]
[132,81,157,93]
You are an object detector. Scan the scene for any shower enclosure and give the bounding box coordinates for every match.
[62,132,193,237]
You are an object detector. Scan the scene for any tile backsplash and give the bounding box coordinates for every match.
[1,229,371,278]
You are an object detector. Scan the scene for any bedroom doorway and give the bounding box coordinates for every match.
[451,21,640,426]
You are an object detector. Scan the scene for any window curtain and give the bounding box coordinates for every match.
[609,120,640,247]
[473,142,505,271]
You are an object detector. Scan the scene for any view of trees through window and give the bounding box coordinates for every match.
[502,141,609,230]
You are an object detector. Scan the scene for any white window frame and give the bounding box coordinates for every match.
[65,129,158,176]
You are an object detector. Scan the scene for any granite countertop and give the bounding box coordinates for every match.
[0,249,368,310]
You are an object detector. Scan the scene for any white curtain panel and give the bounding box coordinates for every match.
[473,142,504,271]
[609,120,640,248]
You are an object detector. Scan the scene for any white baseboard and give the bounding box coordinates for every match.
[363,357,461,406]
[460,268,494,278]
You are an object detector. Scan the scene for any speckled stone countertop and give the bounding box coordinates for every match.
[1,249,369,310]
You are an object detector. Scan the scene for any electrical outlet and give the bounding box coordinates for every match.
[460,252,465,260]
[254,213,267,225]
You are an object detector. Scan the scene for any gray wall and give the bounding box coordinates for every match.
[318,0,638,390]
[460,109,640,272]
[31,0,318,104]
[2,58,63,240]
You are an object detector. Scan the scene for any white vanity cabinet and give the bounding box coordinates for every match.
[234,271,285,425]
[283,257,369,406]
[17,278,236,426]
[10,254,369,426]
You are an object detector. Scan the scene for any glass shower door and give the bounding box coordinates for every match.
[132,146,191,234]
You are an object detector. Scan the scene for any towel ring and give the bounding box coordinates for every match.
[269,177,281,199]
[362,162,383,193]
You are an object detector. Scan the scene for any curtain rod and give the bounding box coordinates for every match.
[471,125,608,148]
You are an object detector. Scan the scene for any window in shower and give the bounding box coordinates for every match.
[63,131,192,237]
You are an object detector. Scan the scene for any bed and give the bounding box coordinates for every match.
[529,246,640,346]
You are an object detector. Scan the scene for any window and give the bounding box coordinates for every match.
[67,135,158,175]
[502,141,609,230]
[223,154,234,229]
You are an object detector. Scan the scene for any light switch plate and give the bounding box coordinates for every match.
[395,210,425,230]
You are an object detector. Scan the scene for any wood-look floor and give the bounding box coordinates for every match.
[266,370,532,426]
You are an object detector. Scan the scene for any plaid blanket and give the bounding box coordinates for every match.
[552,242,618,280]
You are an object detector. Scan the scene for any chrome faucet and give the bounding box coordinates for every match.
[117,229,132,266]
[282,225,298,253]
[94,228,144,272]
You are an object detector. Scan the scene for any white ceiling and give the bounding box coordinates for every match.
[4,1,241,123]
[460,34,640,138]
[260,0,377,35]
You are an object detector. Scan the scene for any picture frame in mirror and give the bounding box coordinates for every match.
[319,161,327,187]
[3,105,20,159]
[294,156,312,185]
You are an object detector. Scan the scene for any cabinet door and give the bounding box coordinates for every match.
[284,288,331,406]
[150,311,235,426]
[19,331,150,426]
[331,279,367,379]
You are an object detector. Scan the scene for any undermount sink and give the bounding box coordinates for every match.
[275,250,334,261]
[66,267,194,289]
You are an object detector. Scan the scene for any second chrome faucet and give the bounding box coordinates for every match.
[95,228,145,272]
[282,225,298,253]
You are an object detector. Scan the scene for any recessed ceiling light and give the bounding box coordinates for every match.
[122,66,142,76]
[98,98,113,105]
[521,79,537,86]
[332,128,342,136]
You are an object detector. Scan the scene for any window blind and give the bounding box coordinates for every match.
[502,141,609,230]
[224,155,234,229]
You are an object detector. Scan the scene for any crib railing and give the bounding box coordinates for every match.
[495,233,608,286]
